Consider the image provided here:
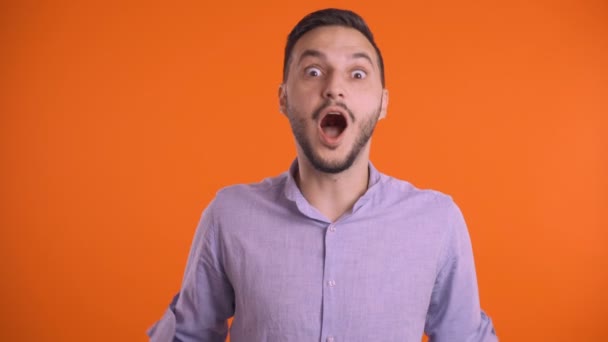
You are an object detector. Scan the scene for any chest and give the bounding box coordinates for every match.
[218,212,442,336]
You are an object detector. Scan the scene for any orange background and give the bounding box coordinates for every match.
[1,0,607,341]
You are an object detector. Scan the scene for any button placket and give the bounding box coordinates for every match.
[321,222,338,342]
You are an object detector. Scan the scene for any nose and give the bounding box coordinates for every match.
[323,73,345,100]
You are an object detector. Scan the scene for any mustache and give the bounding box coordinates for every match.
[311,100,355,122]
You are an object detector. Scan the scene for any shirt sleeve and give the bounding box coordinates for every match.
[424,202,498,342]
[147,200,235,342]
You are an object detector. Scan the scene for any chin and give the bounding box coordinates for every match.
[308,154,358,174]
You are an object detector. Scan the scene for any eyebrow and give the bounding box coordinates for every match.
[351,52,374,66]
[297,49,375,67]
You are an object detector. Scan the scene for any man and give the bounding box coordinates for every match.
[148,8,498,342]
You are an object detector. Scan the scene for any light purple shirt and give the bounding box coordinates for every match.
[148,161,498,342]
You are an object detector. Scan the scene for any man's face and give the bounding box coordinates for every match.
[280,25,388,174]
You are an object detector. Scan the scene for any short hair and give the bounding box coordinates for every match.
[283,8,385,87]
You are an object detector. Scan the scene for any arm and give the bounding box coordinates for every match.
[424,203,498,342]
[148,201,235,342]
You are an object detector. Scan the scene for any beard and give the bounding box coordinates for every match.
[286,99,382,174]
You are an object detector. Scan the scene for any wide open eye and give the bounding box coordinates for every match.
[351,70,367,79]
[305,67,322,77]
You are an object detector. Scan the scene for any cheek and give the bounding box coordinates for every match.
[289,83,318,100]
[287,88,319,110]
[351,94,382,113]
[350,82,382,99]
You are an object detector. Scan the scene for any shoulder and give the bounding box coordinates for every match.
[376,172,459,214]
[368,172,466,243]
[377,173,470,260]
[208,171,290,214]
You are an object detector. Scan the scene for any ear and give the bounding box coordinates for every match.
[278,84,288,115]
[378,88,389,120]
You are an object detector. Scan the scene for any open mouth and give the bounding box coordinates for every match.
[320,112,348,139]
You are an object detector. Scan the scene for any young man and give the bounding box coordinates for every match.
[149,8,498,342]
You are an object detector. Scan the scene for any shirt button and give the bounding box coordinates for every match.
[328,224,336,232]
[328,280,336,287]
[327,337,335,342]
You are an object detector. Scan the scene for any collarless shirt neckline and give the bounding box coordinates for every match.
[283,159,383,223]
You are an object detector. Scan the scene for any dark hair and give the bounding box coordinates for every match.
[283,8,385,87]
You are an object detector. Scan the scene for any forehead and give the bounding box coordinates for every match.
[291,25,377,62]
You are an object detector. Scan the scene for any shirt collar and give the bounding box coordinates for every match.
[283,159,383,221]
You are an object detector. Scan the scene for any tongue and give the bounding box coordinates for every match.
[323,126,341,138]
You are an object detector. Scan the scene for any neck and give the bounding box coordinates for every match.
[295,154,370,222]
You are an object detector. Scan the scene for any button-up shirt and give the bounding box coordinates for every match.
[148,161,498,341]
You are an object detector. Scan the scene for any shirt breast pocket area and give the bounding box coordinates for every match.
[226,237,325,332]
